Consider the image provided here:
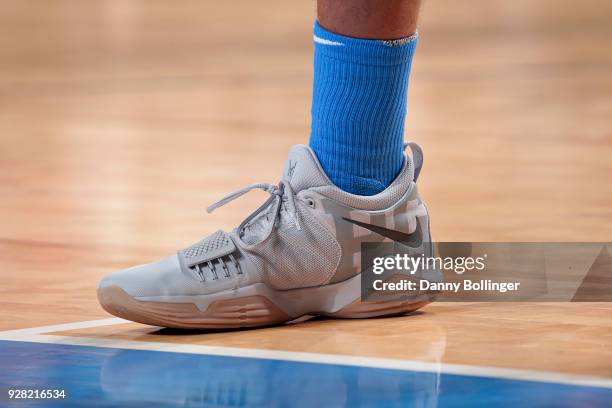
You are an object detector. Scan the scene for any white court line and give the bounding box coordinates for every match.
[1,318,612,390]
[0,318,128,336]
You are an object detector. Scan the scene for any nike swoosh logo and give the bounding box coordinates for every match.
[342,217,423,248]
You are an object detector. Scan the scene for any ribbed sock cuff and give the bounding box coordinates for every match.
[313,21,418,66]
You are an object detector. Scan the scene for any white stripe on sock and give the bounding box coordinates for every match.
[313,35,344,46]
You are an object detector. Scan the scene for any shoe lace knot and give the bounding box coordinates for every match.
[206,179,302,242]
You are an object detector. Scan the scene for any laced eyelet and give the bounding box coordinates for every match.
[208,178,302,237]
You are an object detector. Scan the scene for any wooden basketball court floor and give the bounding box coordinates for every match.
[1,1,612,406]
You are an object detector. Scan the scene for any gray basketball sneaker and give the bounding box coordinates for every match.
[98,143,436,328]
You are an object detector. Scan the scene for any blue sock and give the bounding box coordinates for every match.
[309,21,418,196]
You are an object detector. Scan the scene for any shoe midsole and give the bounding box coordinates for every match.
[134,274,432,318]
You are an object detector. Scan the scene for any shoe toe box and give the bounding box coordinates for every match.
[98,255,185,298]
[97,255,201,326]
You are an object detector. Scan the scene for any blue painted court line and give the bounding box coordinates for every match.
[1,340,611,408]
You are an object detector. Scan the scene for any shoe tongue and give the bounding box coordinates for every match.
[239,145,330,245]
[282,144,331,192]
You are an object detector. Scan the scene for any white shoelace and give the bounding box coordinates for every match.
[207,180,302,242]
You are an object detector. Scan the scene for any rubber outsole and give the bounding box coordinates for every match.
[98,285,431,329]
